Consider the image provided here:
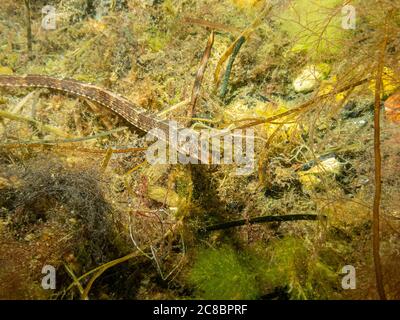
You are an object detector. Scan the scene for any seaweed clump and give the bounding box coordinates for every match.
[0,155,129,299]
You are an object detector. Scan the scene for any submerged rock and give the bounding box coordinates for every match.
[385,91,400,124]
[298,156,342,192]
[341,101,373,125]
[293,64,329,93]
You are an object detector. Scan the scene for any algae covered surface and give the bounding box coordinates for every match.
[0,0,399,300]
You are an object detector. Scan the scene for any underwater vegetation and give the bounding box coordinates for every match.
[0,0,399,300]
